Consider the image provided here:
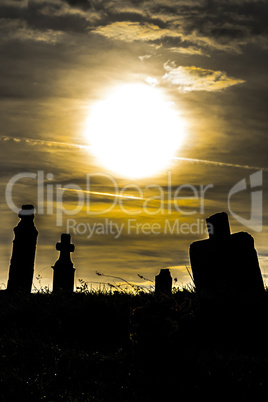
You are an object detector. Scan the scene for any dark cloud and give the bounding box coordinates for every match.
[64,0,92,11]
[1,0,267,54]
[0,3,90,34]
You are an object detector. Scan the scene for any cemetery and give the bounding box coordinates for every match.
[0,205,268,400]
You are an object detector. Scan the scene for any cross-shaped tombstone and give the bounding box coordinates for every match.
[52,234,75,293]
[189,212,264,297]
[7,204,38,293]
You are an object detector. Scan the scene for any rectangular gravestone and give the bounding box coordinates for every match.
[189,212,264,297]
[155,269,172,295]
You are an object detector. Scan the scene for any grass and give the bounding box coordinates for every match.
[0,287,268,401]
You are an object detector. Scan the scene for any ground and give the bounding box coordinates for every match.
[0,289,267,401]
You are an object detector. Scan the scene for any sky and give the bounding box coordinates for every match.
[0,0,268,291]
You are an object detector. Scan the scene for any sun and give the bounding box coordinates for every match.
[85,83,186,178]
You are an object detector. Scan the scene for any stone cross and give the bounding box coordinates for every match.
[189,212,264,297]
[52,233,75,293]
[7,204,38,293]
[155,269,172,295]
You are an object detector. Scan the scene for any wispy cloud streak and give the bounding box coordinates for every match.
[0,135,90,150]
[173,157,268,172]
[1,135,267,172]
[58,187,144,200]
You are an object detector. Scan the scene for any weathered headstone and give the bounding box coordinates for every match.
[155,269,172,295]
[189,212,264,296]
[7,204,38,293]
[52,234,75,293]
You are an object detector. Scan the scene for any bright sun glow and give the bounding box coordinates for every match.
[85,83,186,178]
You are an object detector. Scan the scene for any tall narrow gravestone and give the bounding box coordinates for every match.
[7,205,38,293]
[189,212,264,296]
[52,234,75,293]
[155,269,172,295]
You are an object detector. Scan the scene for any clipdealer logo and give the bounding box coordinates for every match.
[4,169,264,234]
[5,171,214,226]
[228,170,263,232]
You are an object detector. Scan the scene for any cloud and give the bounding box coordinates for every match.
[2,0,28,7]
[167,46,208,56]
[162,62,245,92]
[139,54,151,61]
[3,135,266,174]
[87,0,268,54]
[0,135,90,150]
[91,21,182,42]
[145,76,159,86]
[172,156,268,172]
[0,18,64,44]
[1,0,268,56]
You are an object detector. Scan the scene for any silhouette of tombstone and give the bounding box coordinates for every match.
[155,269,172,295]
[52,234,75,293]
[206,211,231,239]
[7,204,38,293]
[189,212,264,296]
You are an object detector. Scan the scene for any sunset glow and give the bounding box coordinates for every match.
[1,0,267,293]
[85,83,186,178]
